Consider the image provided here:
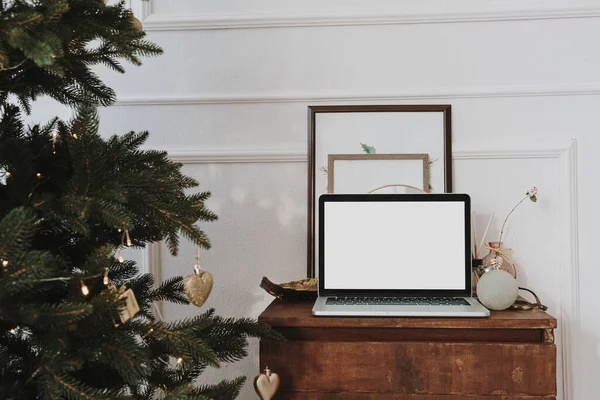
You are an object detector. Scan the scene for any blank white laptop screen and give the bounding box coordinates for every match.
[323,201,466,290]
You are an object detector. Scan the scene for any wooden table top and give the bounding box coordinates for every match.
[258,299,557,330]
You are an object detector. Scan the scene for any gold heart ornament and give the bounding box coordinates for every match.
[254,367,280,400]
[183,265,213,307]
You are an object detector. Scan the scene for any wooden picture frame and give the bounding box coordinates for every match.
[307,105,452,277]
[327,153,430,194]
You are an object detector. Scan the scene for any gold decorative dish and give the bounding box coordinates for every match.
[260,277,318,300]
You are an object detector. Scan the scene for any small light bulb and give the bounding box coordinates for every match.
[149,328,154,333]
[103,268,109,285]
[117,249,124,263]
[36,173,41,178]
[125,230,132,247]
[176,357,183,364]
[9,328,15,334]
[2,260,8,267]
[81,280,89,296]
[72,133,78,139]
[5,172,10,177]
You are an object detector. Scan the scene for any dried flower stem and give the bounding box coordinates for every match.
[498,195,528,245]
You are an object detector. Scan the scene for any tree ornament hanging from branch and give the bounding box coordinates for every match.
[117,287,140,323]
[130,12,143,32]
[183,242,213,307]
[108,284,140,326]
[254,367,280,400]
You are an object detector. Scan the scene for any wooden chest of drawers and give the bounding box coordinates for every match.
[258,300,557,399]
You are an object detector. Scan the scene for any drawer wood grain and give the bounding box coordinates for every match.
[260,341,556,396]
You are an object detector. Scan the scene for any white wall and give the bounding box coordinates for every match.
[82,0,600,398]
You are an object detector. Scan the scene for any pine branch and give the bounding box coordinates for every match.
[41,365,117,400]
[0,0,163,111]
[192,377,246,400]
[148,276,189,305]
[1,302,93,329]
[151,323,220,368]
[96,335,150,385]
[162,383,196,400]
[107,260,138,284]
[0,207,37,258]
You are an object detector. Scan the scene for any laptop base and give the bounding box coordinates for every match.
[312,296,490,317]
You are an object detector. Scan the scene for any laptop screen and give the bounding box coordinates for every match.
[320,194,470,294]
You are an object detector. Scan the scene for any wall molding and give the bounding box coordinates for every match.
[131,3,600,31]
[456,142,580,400]
[114,84,600,106]
[142,242,162,280]
[557,140,580,400]
[453,147,573,160]
[130,0,152,21]
[162,143,578,164]
[166,146,306,164]
[142,242,165,319]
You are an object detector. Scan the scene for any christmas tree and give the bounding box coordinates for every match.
[0,1,281,399]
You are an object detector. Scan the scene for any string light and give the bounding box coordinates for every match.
[117,248,124,263]
[72,133,78,139]
[125,230,132,247]
[9,328,15,334]
[176,357,183,365]
[36,173,41,178]
[80,280,90,296]
[142,327,154,339]
[2,260,8,267]
[103,268,109,286]
[50,130,58,154]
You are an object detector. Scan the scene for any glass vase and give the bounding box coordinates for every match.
[481,241,517,278]
[471,258,484,296]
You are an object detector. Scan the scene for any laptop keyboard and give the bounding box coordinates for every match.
[325,297,470,306]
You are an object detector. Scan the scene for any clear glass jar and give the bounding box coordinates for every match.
[472,258,484,296]
[481,241,517,278]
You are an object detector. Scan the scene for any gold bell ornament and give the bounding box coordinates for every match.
[254,367,280,400]
[183,242,213,307]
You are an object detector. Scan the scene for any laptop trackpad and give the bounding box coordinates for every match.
[370,305,427,313]
[328,305,370,312]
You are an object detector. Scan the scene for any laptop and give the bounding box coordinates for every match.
[312,193,490,317]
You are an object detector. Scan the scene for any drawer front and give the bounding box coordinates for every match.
[260,341,556,396]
